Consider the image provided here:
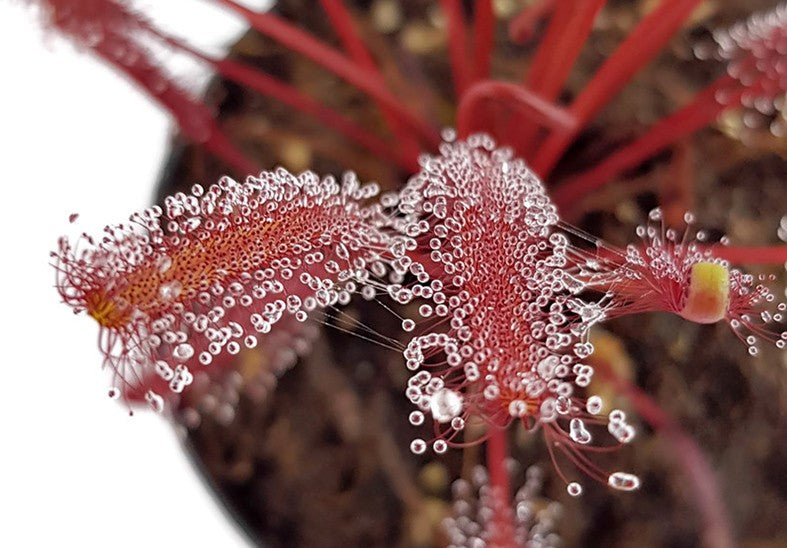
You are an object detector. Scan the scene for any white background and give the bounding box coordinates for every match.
[0,1,269,546]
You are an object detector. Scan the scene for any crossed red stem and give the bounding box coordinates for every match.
[151,30,418,172]
[88,26,259,175]
[486,427,517,548]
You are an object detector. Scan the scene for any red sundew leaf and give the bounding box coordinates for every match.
[394,133,639,491]
[52,167,403,413]
[573,208,787,355]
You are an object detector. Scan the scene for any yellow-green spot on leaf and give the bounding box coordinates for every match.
[680,262,730,324]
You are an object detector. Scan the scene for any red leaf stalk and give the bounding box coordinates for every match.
[507,0,556,44]
[486,428,517,548]
[553,4,787,210]
[213,0,441,150]
[439,0,470,97]
[39,0,258,175]
[552,76,737,211]
[470,0,494,83]
[457,80,577,141]
[151,31,418,172]
[713,244,787,265]
[532,0,704,177]
[514,0,606,155]
[318,0,422,164]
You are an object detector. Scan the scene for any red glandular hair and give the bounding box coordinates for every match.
[53,169,399,412]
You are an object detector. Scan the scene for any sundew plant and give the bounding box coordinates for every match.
[43,1,786,546]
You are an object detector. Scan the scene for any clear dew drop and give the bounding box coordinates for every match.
[569,418,592,445]
[410,438,427,455]
[158,280,182,300]
[154,360,174,381]
[145,390,165,413]
[402,319,416,332]
[483,384,500,400]
[508,399,528,417]
[609,409,626,423]
[567,482,583,497]
[608,472,641,491]
[409,410,425,426]
[430,388,463,423]
[608,421,636,444]
[156,255,173,274]
[173,343,194,361]
[107,387,120,400]
[433,439,448,454]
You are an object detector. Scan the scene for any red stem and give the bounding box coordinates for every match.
[552,76,737,211]
[440,0,470,97]
[486,427,517,548]
[92,38,258,175]
[532,0,704,177]
[598,368,735,548]
[319,0,376,67]
[508,0,556,44]
[214,0,441,149]
[470,0,495,83]
[712,244,787,265]
[318,0,422,164]
[516,0,605,154]
[152,32,418,172]
[660,139,695,227]
[457,80,577,140]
